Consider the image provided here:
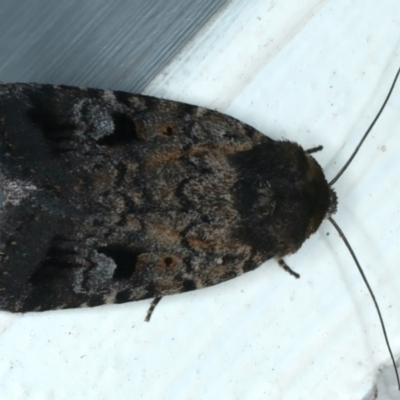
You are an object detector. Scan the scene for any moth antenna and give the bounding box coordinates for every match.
[329,64,400,186]
[328,217,400,390]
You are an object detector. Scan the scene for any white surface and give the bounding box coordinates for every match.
[1,1,400,399]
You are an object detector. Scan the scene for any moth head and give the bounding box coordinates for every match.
[303,152,337,238]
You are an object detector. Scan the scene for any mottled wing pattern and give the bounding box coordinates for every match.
[0,84,333,312]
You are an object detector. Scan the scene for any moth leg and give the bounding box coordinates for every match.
[275,257,300,279]
[145,297,163,322]
[306,145,323,154]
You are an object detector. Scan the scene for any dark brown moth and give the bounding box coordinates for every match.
[1,81,399,388]
[0,83,336,312]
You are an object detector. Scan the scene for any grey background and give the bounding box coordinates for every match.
[0,0,226,91]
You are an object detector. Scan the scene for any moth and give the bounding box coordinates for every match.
[0,83,336,313]
[1,81,399,387]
